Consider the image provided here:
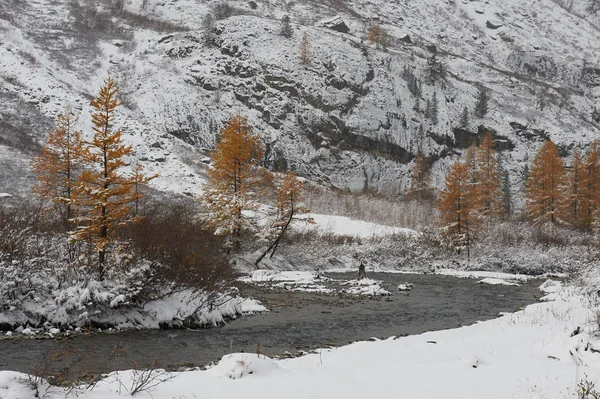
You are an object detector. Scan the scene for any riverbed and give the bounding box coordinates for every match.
[0,272,543,379]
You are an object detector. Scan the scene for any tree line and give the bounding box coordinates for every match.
[29,79,313,278]
[428,133,600,258]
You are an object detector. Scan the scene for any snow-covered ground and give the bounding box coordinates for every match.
[240,270,390,296]
[3,279,600,398]
[0,286,266,337]
[295,213,418,239]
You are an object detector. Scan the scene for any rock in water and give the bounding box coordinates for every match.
[398,282,414,291]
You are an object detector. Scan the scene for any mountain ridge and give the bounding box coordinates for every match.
[1,0,600,199]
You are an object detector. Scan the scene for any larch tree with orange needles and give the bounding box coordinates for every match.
[202,114,270,253]
[581,141,600,230]
[560,148,585,228]
[523,140,566,226]
[31,108,86,231]
[71,77,155,278]
[437,158,477,260]
[255,171,313,268]
[473,132,504,221]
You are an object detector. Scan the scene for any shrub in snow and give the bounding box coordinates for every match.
[0,199,243,330]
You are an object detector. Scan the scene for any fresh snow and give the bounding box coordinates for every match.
[477,277,520,286]
[435,269,561,282]
[295,213,418,238]
[397,282,414,291]
[3,280,600,398]
[339,278,391,296]
[241,270,390,296]
[3,0,600,196]
[0,289,267,335]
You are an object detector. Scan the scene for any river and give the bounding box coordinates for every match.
[0,272,544,379]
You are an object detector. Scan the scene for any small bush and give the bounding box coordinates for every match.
[213,3,240,20]
[117,9,188,32]
[578,376,600,399]
[0,196,240,330]
[122,199,239,293]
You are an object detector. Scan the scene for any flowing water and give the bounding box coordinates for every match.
[0,272,544,377]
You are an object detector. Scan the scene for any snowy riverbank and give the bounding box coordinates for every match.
[0,287,266,337]
[3,277,600,398]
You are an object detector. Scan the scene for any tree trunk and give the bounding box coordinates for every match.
[255,213,294,268]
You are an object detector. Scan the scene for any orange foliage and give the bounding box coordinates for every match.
[582,141,600,229]
[368,24,388,49]
[473,132,503,220]
[437,158,477,257]
[560,148,585,228]
[276,171,310,224]
[524,140,566,225]
[203,114,270,250]
[31,108,85,230]
[71,77,154,272]
[256,171,313,267]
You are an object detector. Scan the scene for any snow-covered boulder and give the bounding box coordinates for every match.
[317,16,350,33]
[398,282,414,291]
[477,278,519,286]
[211,354,279,379]
[539,279,562,294]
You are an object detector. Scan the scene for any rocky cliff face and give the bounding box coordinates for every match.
[1,0,600,197]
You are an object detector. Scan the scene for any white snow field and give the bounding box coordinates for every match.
[2,280,600,398]
[296,213,418,239]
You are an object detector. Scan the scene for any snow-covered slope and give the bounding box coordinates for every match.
[1,0,600,197]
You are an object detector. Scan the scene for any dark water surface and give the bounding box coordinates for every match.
[0,272,543,376]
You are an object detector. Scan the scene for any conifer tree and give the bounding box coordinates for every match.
[280,15,293,38]
[31,108,85,231]
[464,142,479,185]
[523,140,566,225]
[413,96,421,112]
[426,54,446,84]
[202,114,270,252]
[437,158,477,259]
[460,106,469,128]
[581,141,600,229]
[474,132,504,221]
[407,152,434,201]
[425,98,432,120]
[299,31,311,67]
[501,168,512,217]
[255,171,313,267]
[71,77,154,278]
[474,87,489,118]
[201,13,216,46]
[560,148,585,228]
[431,92,439,125]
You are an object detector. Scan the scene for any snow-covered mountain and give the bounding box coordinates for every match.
[1,0,600,197]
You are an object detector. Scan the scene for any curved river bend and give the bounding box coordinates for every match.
[0,272,543,376]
